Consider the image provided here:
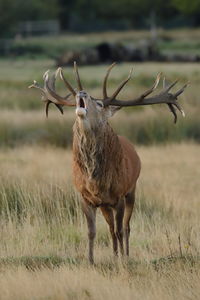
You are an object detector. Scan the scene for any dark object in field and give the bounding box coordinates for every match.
[56,40,200,66]
[56,41,160,66]
[163,53,200,62]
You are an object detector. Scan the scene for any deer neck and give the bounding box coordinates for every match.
[73,119,123,184]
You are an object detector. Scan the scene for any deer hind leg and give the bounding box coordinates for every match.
[114,198,125,256]
[81,200,96,264]
[100,206,118,255]
[124,188,136,256]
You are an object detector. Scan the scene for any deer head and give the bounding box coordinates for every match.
[29,62,188,125]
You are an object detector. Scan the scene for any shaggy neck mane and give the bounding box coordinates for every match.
[73,120,123,190]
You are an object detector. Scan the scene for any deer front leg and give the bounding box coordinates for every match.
[114,198,125,256]
[81,200,96,264]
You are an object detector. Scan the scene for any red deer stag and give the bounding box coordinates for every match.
[29,63,187,264]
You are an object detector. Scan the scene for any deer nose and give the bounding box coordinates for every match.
[77,91,87,98]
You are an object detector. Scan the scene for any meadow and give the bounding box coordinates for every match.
[0,144,200,299]
[0,60,199,147]
[0,30,200,299]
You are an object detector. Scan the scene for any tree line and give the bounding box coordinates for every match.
[0,0,200,37]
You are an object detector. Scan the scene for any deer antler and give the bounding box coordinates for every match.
[29,68,75,117]
[74,61,83,91]
[29,62,188,122]
[103,62,116,99]
[99,63,188,123]
[29,63,86,117]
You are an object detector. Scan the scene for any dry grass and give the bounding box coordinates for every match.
[1,265,200,300]
[0,143,199,299]
[0,55,199,298]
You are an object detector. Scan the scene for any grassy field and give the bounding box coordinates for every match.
[0,30,200,298]
[4,28,200,57]
[0,144,199,299]
[0,60,199,146]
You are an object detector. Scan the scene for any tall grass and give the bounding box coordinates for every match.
[0,144,199,299]
[0,107,199,147]
[0,144,199,257]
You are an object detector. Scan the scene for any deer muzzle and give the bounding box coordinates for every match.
[76,92,87,118]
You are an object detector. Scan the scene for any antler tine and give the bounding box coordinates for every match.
[165,80,188,121]
[45,100,51,118]
[59,67,76,96]
[164,79,179,93]
[44,71,62,103]
[163,76,166,88]
[168,103,178,123]
[29,78,51,104]
[173,102,185,117]
[103,62,116,99]
[163,75,184,117]
[74,61,83,91]
[142,72,162,98]
[48,71,56,90]
[174,82,189,99]
[43,70,49,80]
[28,80,45,95]
[108,68,133,103]
[45,101,64,118]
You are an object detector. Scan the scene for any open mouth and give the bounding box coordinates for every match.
[79,97,85,109]
[77,96,87,110]
[76,96,87,118]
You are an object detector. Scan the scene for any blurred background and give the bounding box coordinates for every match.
[0,0,199,146]
[0,0,200,146]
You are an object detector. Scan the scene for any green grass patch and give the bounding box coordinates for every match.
[152,254,200,271]
[0,254,199,274]
[2,29,200,59]
[0,255,78,270]
[0,109,200,147]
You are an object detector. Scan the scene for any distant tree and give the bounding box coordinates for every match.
[0,0,16,36]
[171,0,200,25]
[93,0,148,24]
[91,0,176,27]
[171,0,200,14]
[0,0,59,37]
[58,0,77,30]
[0,0,199,37]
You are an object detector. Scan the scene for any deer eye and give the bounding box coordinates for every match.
[96,101,103,108]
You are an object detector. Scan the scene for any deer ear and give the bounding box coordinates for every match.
[105,106,121,118]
